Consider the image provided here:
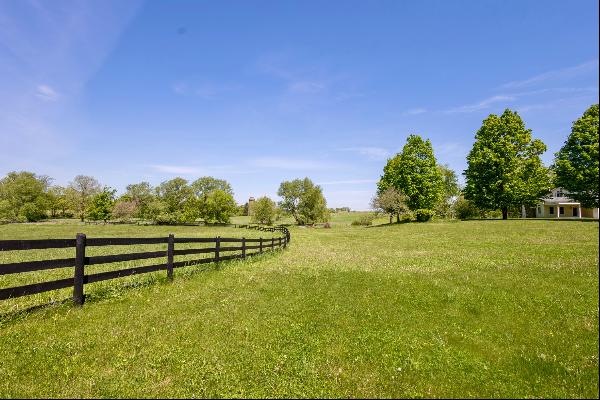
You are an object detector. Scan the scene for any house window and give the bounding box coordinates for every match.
[573,208,578,217]
[537,206,541,215]
[549,206,554,214]
[559,206,565,215]
[556,189,564,197]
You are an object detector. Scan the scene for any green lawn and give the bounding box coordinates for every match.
[0,220,598,398]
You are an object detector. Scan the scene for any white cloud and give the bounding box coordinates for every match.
[171,82,189,95]
[318,179,378,185]
[150,165,206,175]
[339,146,391,160]
[251,157,341,170]
[501,60,599,89]
[35,84,59,101]
[444,95,515,114]
[402,108,427,115]
[288,80,326,94]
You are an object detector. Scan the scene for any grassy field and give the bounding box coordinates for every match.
[0,219,598,398]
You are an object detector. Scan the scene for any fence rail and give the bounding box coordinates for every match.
[0,226,290,305]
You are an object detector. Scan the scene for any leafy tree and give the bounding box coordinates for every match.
[87,188,116,222]
[278,178,329,224]
[123,182,154,219]
[0,171,52,221]
[155,178,193,213]
[68,175,101,221]
[47,185,68,218]
[297,185,329,225]
[371,187,409,223]
[379,135,443,212]
[464,109,551,220]
[202,189,237,223]
[454,195,482,220]
[112,200,138,221]
[251,196,277,225]
[553,104,599,208]
[436,164,460,218]
[191,177,234,198]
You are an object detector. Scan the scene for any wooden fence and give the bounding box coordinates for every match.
[0,226,290,306]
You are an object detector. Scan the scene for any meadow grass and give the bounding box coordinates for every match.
[0,219,598,398]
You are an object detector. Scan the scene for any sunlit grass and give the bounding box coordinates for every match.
[0,219,597,398]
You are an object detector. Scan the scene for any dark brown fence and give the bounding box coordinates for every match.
[0,228,289,306]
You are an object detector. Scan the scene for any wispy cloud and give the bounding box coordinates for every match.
[318,179,377,185]
[501,60,599,89]
[35,84,59,101]
[288,80,326,94]
[402,108,427,116]
[339,146,391,160]
[172,81,241,99]
[150,165,206,175]
[250,157,342,170]
[444,95,515,114]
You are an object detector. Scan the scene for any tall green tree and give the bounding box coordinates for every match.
[379,134,443,211]
[87,188,116,222]
[155,178,193,213]
[277,178,329,224]
[464,109,551,219]
[123,182,154,219]
[251,196,277,225]
[0,171,52,221]
[202,189,237,223]
[436,164,460,218]
[553,104,599,208]
[191,176,234,198]
[68,175,101,221]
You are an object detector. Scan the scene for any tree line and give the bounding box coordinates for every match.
[373,104,598,221]
[0,172,330,226]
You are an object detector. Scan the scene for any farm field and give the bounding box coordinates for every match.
[0,219,598,398]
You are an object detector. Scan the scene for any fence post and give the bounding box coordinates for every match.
[278,237,281,249]
[215,236,220,263]
[73,233,86,306]
[242,237,246,258]
[167,234,174,281]
[259,237,263,253]
[271,237,274,251]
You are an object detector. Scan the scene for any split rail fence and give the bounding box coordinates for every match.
[0,226,290,306]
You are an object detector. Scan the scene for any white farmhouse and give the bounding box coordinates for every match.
[535,188,599,219]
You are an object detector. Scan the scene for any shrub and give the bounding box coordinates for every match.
[415,209,435,222]
[351,213,375,226]
[399,213,413,223]
[20,202,46,222]
[454,196,480,220]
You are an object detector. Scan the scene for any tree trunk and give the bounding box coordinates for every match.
[502,207,508,220]
[396,213,400,223]
[389,214,393,224]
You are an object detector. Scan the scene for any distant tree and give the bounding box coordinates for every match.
[68,175,101,221]
[112,200,138,221]
[454,195,482,220]
[87,188,116,222]
[251,196,277,225]
[202,189,237,223]
[47,185,68,218]
[553,104,599,208]
[123,182,154,219]
[297,185,329,225]
[436,164,460,218]
[464,109,551,219]
[278,178,329,224]
[0,171,52,222]
[155,178,193,214]
[379,134,443,212]
[191,177,234,198]
[371,187,409,223]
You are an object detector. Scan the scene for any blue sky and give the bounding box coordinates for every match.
[1,0,598,210]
